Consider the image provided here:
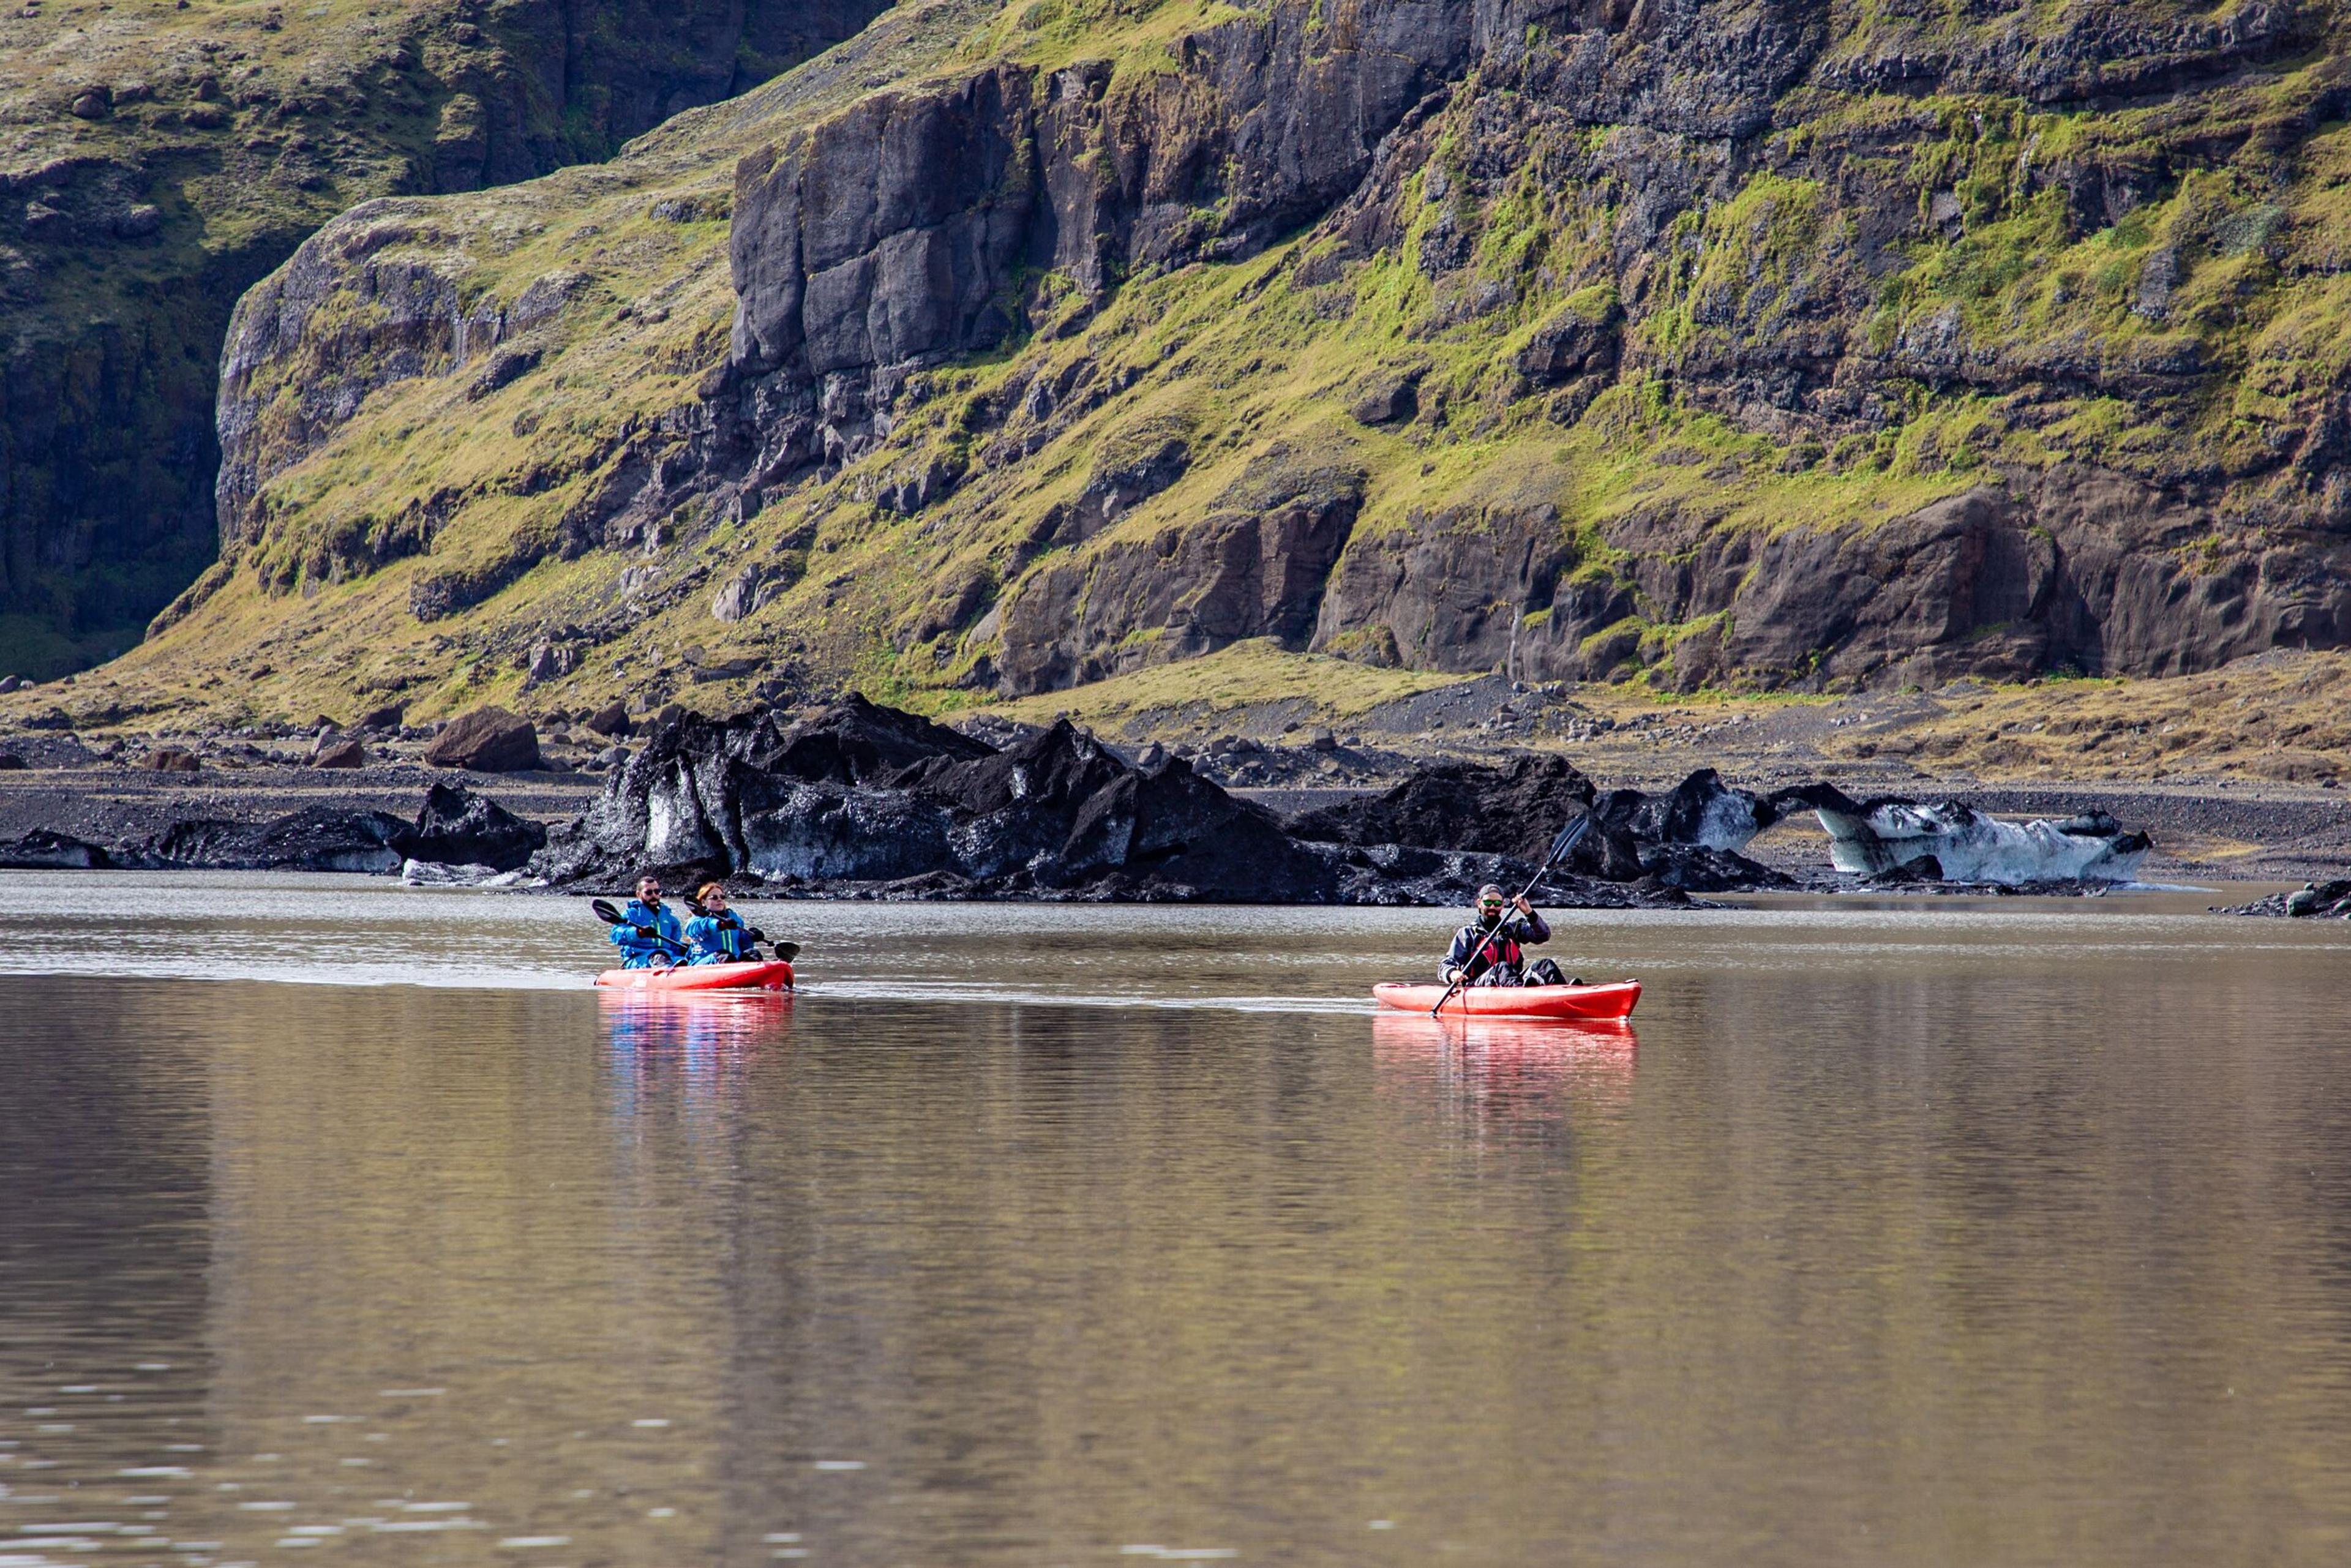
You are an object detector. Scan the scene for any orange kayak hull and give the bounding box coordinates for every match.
[1373,979,1641,1021]
[594,960,795,992]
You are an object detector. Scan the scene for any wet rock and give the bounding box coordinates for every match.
[407,781,547,872]
[312,736,367,768]
[423,706,541,771]
[2284,879,2351,917]
[2226,878,2351,917]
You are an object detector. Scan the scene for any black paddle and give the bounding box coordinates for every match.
[681,895,800,964]
[1429,814,1593,1018]
[589,897,691,961]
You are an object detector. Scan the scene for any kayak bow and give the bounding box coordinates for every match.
[1373,979,1640,1021]
[594,959,795,992]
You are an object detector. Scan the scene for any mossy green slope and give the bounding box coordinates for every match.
[28,0,2351,733]
[0,0,888,679]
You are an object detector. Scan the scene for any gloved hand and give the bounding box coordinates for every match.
[635,925,659,940]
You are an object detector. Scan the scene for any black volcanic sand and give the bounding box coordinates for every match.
[0,765,596,852]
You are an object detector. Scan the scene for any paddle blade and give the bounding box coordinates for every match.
[1546,813,1592,866]
[772,941,800,964]
[590,898,624,925]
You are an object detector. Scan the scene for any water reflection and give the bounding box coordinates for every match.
[1373,1011,1638,1130]
[4,891,2351,1565]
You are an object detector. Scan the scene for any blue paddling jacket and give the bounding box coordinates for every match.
[610,898,684,968]
[682,910,756,966]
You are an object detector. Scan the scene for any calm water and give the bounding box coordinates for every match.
[2,874,2350,1566]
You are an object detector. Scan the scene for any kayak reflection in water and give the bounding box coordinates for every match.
[681,882,761,965]
[610,874,687,969]
[1441,883,1575,988]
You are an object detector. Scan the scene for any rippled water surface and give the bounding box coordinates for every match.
[4,873,2350,1566]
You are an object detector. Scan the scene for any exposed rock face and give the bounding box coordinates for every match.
[114,0,2351,723]
[424,706,542,771]
[687,0,2351,697]
[0,1,896,679]
[724,0,1472,453]
[1316,470,2351,690]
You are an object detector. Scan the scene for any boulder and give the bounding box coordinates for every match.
[407,781,546,872]
[423,706,541,771]
[0,752,24,770]
[145,748,201,772]
[585,700,632,738]
[2284,879,2351,917]
[356,702,406,732]
[312,737,367,768]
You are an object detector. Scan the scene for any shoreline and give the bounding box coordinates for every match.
[2,758,2342,889]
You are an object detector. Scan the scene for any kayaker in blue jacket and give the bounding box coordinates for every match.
[610,874,686,968]
[682,882,757,965]
[1442,883,1570,987]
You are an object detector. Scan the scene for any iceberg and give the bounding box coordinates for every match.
[1777,788,2151,883]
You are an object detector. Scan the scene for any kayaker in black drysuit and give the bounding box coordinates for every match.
[1442,883,1572,987]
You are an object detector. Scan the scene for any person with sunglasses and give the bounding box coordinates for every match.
[682,882,759,965]
[1441,883,1569,988]
[609,873,686,968]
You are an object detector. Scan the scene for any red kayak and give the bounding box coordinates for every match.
[594,960,795,992]
[1373,979,1641,1021]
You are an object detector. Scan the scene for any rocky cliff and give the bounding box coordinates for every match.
[0,0,888,680]
[20,0,2351,733]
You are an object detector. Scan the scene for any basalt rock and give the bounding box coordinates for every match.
[408,781,546,872]
[1292,754,1791,892]
[423,706,541,771]
[130,806,416,874]
[2220,879,2351,918]
[534,697,1752,903]
[534,699,1340,900]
